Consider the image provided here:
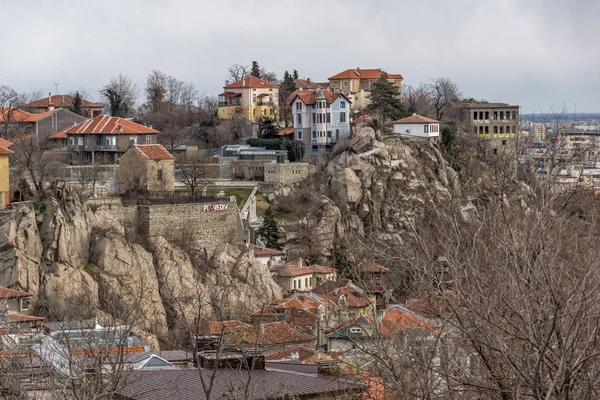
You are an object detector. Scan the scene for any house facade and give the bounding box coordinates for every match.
[21,94,102,118]
[63,115,159,164]
[1,107,86,140]
[0,286,44,334]
[217,76,279,123]
[290,88,351,154]
[118,144,175,193]
[392,114,441,140]
[459,101,520,155]
[328,68,403,111]
[0,138,12,208]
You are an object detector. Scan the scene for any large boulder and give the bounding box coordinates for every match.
[91,234,168,337]
[349,127,376,153]
[0,206,42,295]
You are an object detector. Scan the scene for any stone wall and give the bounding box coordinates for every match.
[140,198,242,256]
[264,162,310,185]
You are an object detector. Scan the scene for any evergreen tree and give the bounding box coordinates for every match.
[250,61,261,78]
[292,69,299,80]
[281,71,296,93]
[70,91,84,116]
[257,207,281,249]
[366,72,407,134]
[258,117,279,139]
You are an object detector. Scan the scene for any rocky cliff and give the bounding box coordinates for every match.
[0,186,282,346]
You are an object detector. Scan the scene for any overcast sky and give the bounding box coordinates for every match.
[2,0,598,113]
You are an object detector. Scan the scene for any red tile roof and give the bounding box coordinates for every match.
[392,114,439,124]
[218,92,242,98]
[196,320,251,336]
[0,286,31,299]
[231,321,315,346]
[133,144,174,161]
[328,68,403,80]
[266,345,317,361]
[277,127,294,137]
[5,313,44,322]
[294,79,329,90]
[361,264,390,273]
[380,307,433,335]
[254,246,285,257]
[22,94,102,109]
[224,76,279,89]
[289,89,349,106]
[277,264,335,277]
[63,115,158,135]
[0,108,34,123]
[0,138,13,155]
[49,125,72,140]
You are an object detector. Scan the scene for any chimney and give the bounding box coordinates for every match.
[298,258,303,268]
[48,103,55,111]
[242,79,246,88]
[356,67,360,70]
[225,80,230,86]
[307,78,311,83]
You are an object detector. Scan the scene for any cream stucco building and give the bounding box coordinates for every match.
[328,68,403,111]
[218,76,279,123]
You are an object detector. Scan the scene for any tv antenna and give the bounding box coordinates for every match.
[53,82,59,95]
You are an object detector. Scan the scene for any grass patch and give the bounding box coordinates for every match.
[85,264,103,275]
[207,188,253,208]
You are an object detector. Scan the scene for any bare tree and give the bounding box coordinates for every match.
[0,85,19,139]
[426,77,462,121]
[145,70,168,113]
[178,158,211,196]
[227,64,250,83]
[100,74,139,117]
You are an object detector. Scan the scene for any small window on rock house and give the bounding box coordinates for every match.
[158,169,163,181]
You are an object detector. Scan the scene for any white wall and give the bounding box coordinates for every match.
[393,123,440,139]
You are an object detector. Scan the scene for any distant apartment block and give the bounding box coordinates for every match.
[327,68,403,111]
[290,88,351,154]
[459,101,520,154]
[217,77,279,123]
[531,122,547,141]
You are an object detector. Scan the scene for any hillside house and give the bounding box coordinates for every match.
[217,76,279,123]
[328,68,403,110]
[392,114,440,140]
[119,144,175,193]
[0,138,12,208]
[21,93,102,118]
[290,88,351,154]
[1,107,86,141]
[62,115,159,164]
[0,286,44,334]
[273,259,337,292]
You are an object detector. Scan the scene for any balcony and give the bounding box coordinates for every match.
[95,145,118,151]
[218,101,241,107]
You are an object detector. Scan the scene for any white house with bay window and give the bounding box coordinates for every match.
[392,114,440,140]
[290,88,351,154]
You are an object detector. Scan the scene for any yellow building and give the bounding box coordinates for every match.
[328,68,403,110]
[218,76,279,123]
[0,138,13,208]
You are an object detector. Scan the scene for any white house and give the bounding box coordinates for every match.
[392,114,440,140]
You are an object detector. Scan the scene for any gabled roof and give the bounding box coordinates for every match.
[392,114,439,124]
[21,94,102,109]
[289,89,349,106]
[224,76,279,89]
[0,286,31,299]
[63,115,158,135]
[132,144,174,161]
[231,321,315,346]
[277,127,294,137]
[328,68,403,80]
[0,108,35,123]
[294,79,329,90]
[0,138,13,155]
[49,125,72,140]
[253,246,285,257]
[380,305,434,336]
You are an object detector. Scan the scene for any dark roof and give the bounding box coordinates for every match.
[116,368,364,400]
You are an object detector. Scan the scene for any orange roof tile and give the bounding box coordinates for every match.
[0,108,34,123]
[289,89,349,106]
[133,144,174,161]
[0,286,31,299]
[5,313,44,322]
[294,79,329,90]
[231,321,315,346]
[380,307,433,335]
[64,115,158,135]
[224,76,279,89]
[276,127,294,137]
[197,320,251,336]
[22,94,102,109]
[392,114,439,124]
[49,125,72,140]
[328,68,403,80]
[254,246,285,256]
[266,345,317,361]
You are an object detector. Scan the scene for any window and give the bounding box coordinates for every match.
[96,137,101,146]
[310,277,312,287]
[494,126,498,134]
[305,278,308,287]
[293,280,296,290]
[340,101,346,109]
[19,298,29,312]
[493,111,498,119]
[499,126,504,134]
[424,125,429,134]
[77,137,83,146]
[297,114,302,125]
[298,279,302,289]
[493,148,498,155]
[296,102,302,111]
[473,127,478,135]
[326,113,331,123]
[297,131,302,140]
[512,126,516,133]
[158,169,163,181]
[500,111,505,119]
[327,131,332,138]
[485,126,489,134]
[479,111,483,119]
[130,136,138,144]
[502,140,507,145]
[69,137,75,147]
[343,81,348,87]
[512,111,517,120]
[312,131,316,139]
[312,113,316,123]
[146,135,152,144]
[340,113,346,123]
[473,111,478,120]
[479,126,484,134]
[506,111,511,120]
[252,94,256,103]
[350,327,363,334]
[485,111,489,119]
[270,109,274,115]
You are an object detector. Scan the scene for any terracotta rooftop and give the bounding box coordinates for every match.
[361,264,390,273]
[231,321,316,346]
[254,246,285,257]
[328,68,403,80]
[392,114,439,124]
[63,115,158,135]
[277,265,335,277]
[294,79,329,90]
[0,108,34,123]
[380,306,434,336]
[0,286,31,299]
[266,345,317,361]
[196,320,250,336]
[224,76,279,89]
[133,144,174,161]
[49,125,72,140]
[21,94,102,109]
[4,313,45,322]
[0,137,13,155]
[289,89,349,106]
[277,127,294,136]
[218,91,241,98]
